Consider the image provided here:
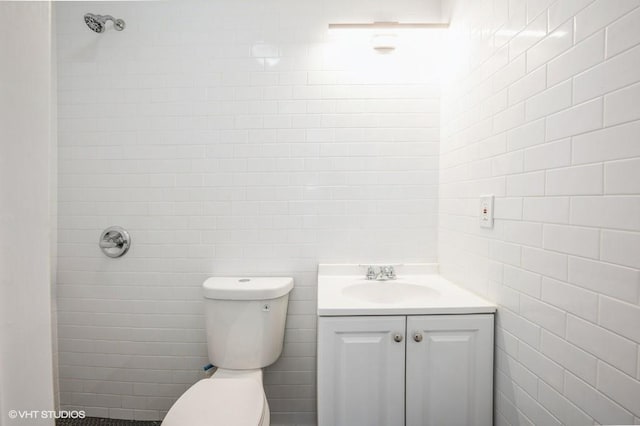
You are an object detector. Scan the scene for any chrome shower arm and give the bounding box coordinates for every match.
[102,15,126,31]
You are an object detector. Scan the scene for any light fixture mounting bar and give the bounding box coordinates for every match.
[328,21,449,30]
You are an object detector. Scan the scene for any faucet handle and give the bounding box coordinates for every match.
[366,266,377,280]
[379,265,396,280]
[386,265,396,279]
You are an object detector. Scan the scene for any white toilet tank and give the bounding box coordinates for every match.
[202,277,294,370]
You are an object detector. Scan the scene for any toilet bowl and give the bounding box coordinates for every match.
[161,369,269,426]
[162,277,293,426]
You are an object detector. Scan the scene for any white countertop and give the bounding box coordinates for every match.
[317,264,496,316]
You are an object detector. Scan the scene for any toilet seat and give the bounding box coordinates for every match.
[162,370,268,426]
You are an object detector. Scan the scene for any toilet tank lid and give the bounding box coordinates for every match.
[203,277,294,300]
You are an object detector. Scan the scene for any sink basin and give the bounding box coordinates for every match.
[342,282,440,304]
[318,264,496,316]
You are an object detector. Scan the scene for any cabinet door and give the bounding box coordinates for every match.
[317,316,406,426]
[406,314,494,426]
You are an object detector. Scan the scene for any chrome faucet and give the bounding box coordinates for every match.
[365,265,397,281]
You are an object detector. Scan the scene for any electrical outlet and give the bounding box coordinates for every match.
[479,195,494,229]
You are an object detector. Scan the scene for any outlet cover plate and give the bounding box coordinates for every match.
[479,195,494,229]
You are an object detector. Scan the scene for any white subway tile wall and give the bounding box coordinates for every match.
[55,0,443,423]
[441,0,640,425]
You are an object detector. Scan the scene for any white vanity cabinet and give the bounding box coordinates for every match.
[317,314,494,426]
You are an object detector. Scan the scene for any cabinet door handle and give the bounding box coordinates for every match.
[413,332,423,342]
[393,332,403,343]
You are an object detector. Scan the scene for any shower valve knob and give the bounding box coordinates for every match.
[99,226,131,258]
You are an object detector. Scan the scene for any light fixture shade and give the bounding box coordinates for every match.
[328,21,449,54]
[371,33,397,54]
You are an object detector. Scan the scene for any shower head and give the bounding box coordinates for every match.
[84,13,125,33]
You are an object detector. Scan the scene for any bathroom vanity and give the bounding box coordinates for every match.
[317,264,496,426]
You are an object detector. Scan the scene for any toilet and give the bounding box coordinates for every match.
[162,276,294,426]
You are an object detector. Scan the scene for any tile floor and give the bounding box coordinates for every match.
[56,418,161,426]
